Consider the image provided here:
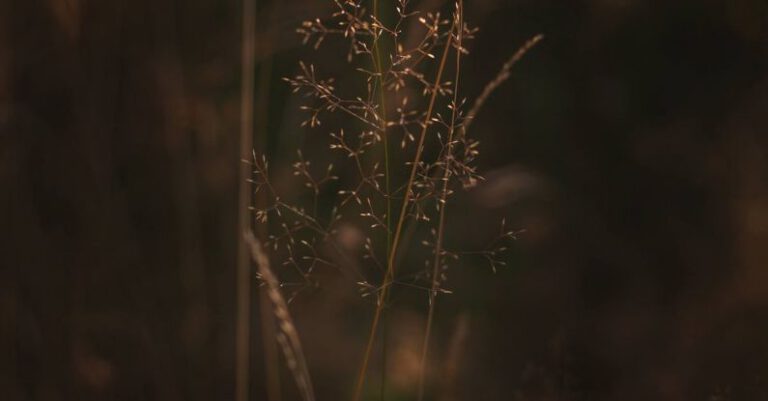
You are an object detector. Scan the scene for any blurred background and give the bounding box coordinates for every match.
[3,0,768,400]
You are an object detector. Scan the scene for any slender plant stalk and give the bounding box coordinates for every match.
[246,232,316,401]
[255,35,283,401]
[236,0,256,399]
[393,33,544,269]
[353,24,455,401]
[371,0,392,249]
[461,33,543,136]
[417,2,463,399]
[371,1,392,398]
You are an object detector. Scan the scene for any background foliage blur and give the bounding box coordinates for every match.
[3,0,768,400]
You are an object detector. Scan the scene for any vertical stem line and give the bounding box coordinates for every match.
[353,25,454,401]
[237,0,255,400]
[372,0,392,251]
[418,2,463,399]
[371,1,391,399]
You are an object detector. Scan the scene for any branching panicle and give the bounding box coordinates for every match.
[248,1,540,398]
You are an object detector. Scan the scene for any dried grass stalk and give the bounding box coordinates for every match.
[245,231,316,401]
[462,34,544,135]
[250,2,541,398]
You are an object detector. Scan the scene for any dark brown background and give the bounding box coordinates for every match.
[3,0,768,400]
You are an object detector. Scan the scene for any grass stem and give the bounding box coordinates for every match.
[417,2,463,399]
[353,21,454,401]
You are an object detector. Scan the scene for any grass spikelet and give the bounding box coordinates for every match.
[462,34,544,135]
[245,231,316,401]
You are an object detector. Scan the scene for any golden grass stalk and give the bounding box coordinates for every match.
[462,34,544,136]
[246,232,316,401]
[417,2,465,399]
[352,17,456,401]
[393,33,543,268]
[370,0,392,396]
